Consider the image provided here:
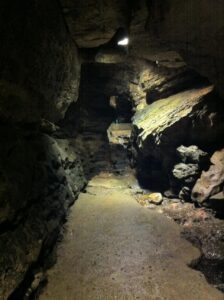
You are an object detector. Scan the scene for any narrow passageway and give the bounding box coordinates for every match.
[39,134,223,300]
[2,2,224,299]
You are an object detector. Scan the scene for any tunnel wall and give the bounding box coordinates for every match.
[0,0,80,123]
[0,1,85,298]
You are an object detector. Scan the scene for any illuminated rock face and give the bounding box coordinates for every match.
[107,123,132,145]
[133,85,214,146]
[131,85,224,190]
[192,149,224,203]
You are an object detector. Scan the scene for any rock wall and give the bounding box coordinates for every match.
[60,0,130,48]
[1,0,224,296]
[0,130,85,299]
[131,78,224,198]
[145,0,224,98]
[0,0,80,123]
[0,1,85,298]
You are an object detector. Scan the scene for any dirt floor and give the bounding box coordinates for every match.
[39,167,223,300]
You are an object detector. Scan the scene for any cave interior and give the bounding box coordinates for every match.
[1,1,224,299]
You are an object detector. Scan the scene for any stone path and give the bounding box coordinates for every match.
[39,170,223,300]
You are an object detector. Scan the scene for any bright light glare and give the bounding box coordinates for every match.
[117,37,129,46]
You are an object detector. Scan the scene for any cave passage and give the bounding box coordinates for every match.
[39,135,221,300]
[38,61,224,299]
[1,1,224,300]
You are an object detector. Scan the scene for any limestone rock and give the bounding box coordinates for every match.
[133,85,214,145]
[177,145,208,164]
[147,193,163,205]
[132,84,224,190]
[60,0,129,48]
[146,0,224,98]
[137,192,163,206]
[107,123,132,146]
[173,163,199,180]
[0,0,80,123]
[0,132,86,299]
[192,149,224,204]
[128,59,206,113]
[129,0,185,68]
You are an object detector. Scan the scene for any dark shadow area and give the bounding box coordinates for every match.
[59,62,134,184]
[191,257,224,293]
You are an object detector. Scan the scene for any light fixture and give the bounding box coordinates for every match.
[117,37,129,46]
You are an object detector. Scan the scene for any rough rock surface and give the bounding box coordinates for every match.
[107,123,132,145]
[128,0,185,69]
[60,0,129,48]
[177,145,208,164]
[0,0,80,123]
[145,0,224,98]
[133,85,213,144]
[169,146,209,199]
[172,163,199,181]
[0,129,86,300]
[129,59,206,111]
[192,149,224,204]
[132,85,224,190]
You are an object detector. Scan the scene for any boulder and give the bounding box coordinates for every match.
[132,85,214,146]
[172,163,199,181]
[132,84,224,189]
[177,145,208,164]
[192,149,224,204]
[147,193,163,205]
[169,146,209,196]
[136,192,163,206]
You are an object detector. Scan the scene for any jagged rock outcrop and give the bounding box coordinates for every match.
[192,149,224,204]
[176,145,208,165]
[132,85,224,189]
[0,0,80,123]
[169,146,209,200]
[0,130,85,299]
[129,59,208,111]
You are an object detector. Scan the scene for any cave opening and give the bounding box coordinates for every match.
[1,1,224,299]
